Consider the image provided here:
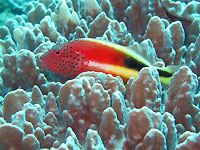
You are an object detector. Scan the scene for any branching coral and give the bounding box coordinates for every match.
[144,16,185,65]
[1,50,40,89]
[0,123,24,150]
[161,0,200,45]
[166,66,200,134]
[125,0,167,42]
[0,0,200,149]
[102,20,132,46]
[124,106,177,150]
[161,0,200,21]
[186,33,200,76]
[127,67,163,111]
[176,131,200,150]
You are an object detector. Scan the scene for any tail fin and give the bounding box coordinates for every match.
[156,65,181,85]
[160,65,181,74]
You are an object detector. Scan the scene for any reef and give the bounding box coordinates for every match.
[0,0,200,149]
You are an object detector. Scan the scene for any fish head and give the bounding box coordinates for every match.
[40,43,86,79]
[40,48,63,75]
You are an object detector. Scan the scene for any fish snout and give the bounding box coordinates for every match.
[39,53,48,69]
[40,53,45,61]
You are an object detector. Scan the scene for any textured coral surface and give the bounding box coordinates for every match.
[0,0,200,149]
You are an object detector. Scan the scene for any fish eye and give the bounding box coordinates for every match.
[55,50,61,55]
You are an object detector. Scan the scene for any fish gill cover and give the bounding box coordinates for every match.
[0,0,200,149]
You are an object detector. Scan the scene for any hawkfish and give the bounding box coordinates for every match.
[40,38,175,85]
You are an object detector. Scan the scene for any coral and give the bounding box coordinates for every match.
[186,33,200,76]
[176,131,200,150]
[1,50,40,89]
[161,0,200,21]
[124,106,177,150]
[99,107,122,149]
[52,0,80,38]
[1,0,200,149]
[127,67,162,111]
[184,18,200,45]
[84,0,102,19]
[109,0,128,21]
[57,76,115,144]
[125,0,167,41]
[0,123,24,150]
[87,12,111,38]
[22,134,40,150]
[3,89,30,122]
[112,91,127,124]
[166,66,199,132]
[102,20,132,46]
[0,26,16,54]
[39,16,61,43]
[0,75,125,149]
[144,16,185,65]
[85,129,106,150]
[129,39,165,67]
[8,0,33,12]
[0,68,199,149]
[163,112,177,150]
[160,0,200,45]
[76,71,126,96]
[100,0,113,19]
[26,2,51,25]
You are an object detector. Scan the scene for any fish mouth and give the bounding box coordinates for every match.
[39,61,48,70]
[39,53,48,70]
[40,53,46,61]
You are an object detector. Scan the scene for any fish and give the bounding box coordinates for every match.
[40,38,175,85]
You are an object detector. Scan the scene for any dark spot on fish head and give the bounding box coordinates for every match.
[55,50,61,54]
[59,49,86,78]
[53,47,86,78]
[40,48,65,74]
[41,41,87,79]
